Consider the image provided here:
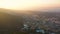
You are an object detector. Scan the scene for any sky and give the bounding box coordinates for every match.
[0,0,60,10]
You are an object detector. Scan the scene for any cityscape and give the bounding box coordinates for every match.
[0,0,60,34]
[0,8,60,34]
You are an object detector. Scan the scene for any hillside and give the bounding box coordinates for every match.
[0,9,24,33]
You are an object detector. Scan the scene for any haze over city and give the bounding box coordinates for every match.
[0,0,60,11]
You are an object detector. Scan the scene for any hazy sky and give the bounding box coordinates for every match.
[0,0,60,10]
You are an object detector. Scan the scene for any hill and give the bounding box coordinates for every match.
[0,9,24,33]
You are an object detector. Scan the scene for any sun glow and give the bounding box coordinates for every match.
[0,0,60,10]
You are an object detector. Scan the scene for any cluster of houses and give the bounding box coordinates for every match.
[16,15,60,34]
[19,24,56,34]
